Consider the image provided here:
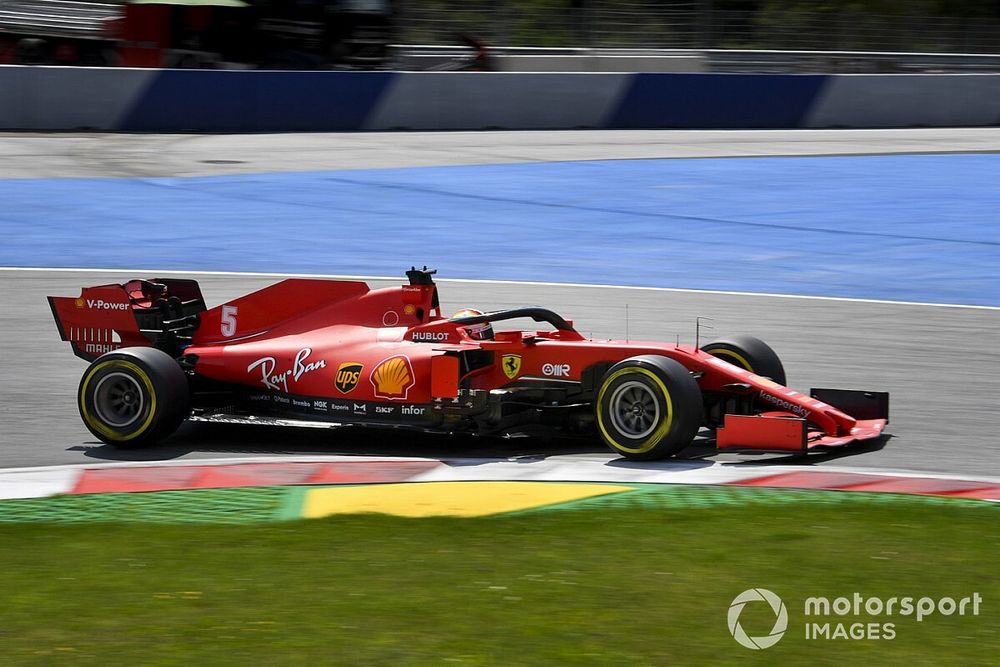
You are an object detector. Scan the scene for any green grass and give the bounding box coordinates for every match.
[0,499,996,665]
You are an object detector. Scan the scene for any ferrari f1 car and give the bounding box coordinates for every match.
[48,268,889,460]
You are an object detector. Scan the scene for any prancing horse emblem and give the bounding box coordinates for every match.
[502,354,522,380]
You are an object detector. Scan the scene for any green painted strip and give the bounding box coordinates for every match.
[510,485,999,514]
[0,487,295,524]
[277,486,309,521]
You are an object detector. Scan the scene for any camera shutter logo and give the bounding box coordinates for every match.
[728,588,788,650]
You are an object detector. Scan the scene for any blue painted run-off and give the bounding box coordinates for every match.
[2,154,998,306]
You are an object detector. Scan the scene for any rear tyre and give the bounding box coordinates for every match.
[700,334,786,385]
[78,347,190,448]
[595,355,703,461]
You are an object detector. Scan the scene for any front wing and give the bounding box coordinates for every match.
[716,388,889,452]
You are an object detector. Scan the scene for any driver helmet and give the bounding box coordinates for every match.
[451,308,494,340]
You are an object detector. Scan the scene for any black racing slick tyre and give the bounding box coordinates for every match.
[78,347,190,448]
[700,334,787,385]
[595,355,703,461]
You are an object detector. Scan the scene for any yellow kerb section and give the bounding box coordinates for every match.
[302,481,635,518]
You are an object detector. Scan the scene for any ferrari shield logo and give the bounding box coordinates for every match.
[501,354,522,380]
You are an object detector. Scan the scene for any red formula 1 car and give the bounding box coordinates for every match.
[48,268,889,460]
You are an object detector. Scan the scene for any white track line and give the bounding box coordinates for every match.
[11,456,994,482]
[0,455,441,475]
[3,266,998,311]
[1,456,999,501]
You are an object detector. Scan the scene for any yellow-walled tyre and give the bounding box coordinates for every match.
[595,355,703,461]
[78,347,190,448]
[701,334,786,385]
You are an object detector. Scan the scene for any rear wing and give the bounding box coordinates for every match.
[48,278,206,361]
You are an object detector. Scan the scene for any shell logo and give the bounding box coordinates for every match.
[75,298,85,308]
[371,355,415,400]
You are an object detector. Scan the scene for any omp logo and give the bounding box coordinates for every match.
[86,299,129,311]
[371,356,415,400]
[542,363,571,378]
[502,354,522,380]
[335,362,364,394]
[728,589,788,650]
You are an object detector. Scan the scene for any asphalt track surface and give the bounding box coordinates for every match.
[1,129,998,474]
[5,127,1000,177]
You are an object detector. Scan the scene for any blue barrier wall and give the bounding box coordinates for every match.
[607,73,829,129]
[1,66,999,131]
[119,70,396,132]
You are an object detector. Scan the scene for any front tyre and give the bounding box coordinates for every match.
[595,355,703,461]
[78,347,190,448]
[701,334,786,385]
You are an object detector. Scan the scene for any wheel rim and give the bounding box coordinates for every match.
[608,380,661,439]
[93,372,145,428]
